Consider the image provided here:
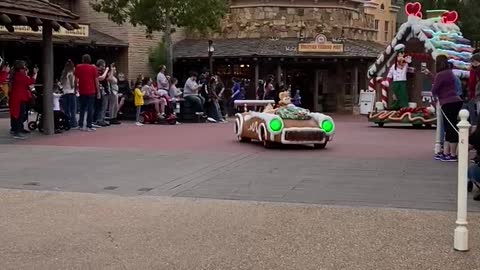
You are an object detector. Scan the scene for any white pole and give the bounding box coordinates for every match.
[435,102,443,154]
[454,109,470,252]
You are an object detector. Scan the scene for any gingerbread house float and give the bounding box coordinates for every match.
[366,2,475,127]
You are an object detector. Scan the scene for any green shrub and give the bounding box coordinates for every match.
[148,42,167,76]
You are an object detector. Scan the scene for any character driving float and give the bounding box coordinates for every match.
[387,44,413,110]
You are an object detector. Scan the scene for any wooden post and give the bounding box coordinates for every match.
[42,21,54,135]
[254,63,259,93]
[352,65,359,104]
[276,64,282,86]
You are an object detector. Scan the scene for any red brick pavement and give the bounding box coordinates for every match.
[19,115,436,160]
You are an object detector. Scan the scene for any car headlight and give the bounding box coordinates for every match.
[321,119,334,134]
[268,118,283,133]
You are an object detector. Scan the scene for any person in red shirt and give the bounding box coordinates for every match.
[74,54,99,131]
[468,50,480,111]
[9,60,37,139]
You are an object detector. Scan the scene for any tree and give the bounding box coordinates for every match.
[91,0,228,75]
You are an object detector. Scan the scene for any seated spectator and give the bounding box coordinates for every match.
[183,71,205,115]
[169,77,182,98]
[142,77,166,119]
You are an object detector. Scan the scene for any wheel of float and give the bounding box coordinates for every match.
[425,123,433,129]
[260,127,275,148]
[377,122,384,127]
[27,121,37,131]
[138,115,146,124]
[412,123,423,128]
[313,142,328,149]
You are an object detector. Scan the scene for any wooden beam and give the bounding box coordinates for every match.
[71,23,80,29]
[28,17,39,32]
[0,14,11,25]
[42,21,55,135]
[17,15,28,25]
[60,22,74,31]
[5,25,14,33]
[51,21,61,31]
[34,18,42,25]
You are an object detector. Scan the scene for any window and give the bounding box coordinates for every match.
[384,21,389,42]
[380,3,385,10]
[374,20,379,30]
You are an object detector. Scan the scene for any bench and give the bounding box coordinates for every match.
[234,100,275,112]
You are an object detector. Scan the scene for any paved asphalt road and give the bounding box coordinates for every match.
[0,115,477,212]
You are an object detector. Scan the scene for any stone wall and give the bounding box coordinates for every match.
[209,6,377,40]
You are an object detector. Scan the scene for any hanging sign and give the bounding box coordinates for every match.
[0,24,89,37]
[298,43,344,53]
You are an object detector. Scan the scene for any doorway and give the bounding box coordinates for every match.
[314,70,328,112]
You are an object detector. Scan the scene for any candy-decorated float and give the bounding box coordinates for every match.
[234,91,335,149]
[367,2,474,127]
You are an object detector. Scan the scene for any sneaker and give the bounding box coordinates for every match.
[468,181,474,193]
[175,121,181,125]
[135,122,144,126]
[441,155,458,162]
[434,153,445,160]
[158,113,166,120]
[87,127,96,132]
[195,112,205,116]
[92,124,102,128]
[12,133,26,140]
[207,117,217,123]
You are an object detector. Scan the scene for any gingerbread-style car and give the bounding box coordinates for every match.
[234,110,335,149]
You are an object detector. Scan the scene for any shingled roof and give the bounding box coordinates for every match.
[0,0,79,23]
[174,38,384,59]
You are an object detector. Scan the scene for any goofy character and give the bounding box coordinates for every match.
[387,44,412,110]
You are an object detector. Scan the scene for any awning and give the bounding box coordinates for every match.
[0,26,128,47]
[174,38,384,59]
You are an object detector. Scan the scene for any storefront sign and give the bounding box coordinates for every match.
[0,24,89,37]
[298,43,344,53]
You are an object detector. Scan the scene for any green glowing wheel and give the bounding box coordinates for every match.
[321,119,334,133]
[269,118,283,132]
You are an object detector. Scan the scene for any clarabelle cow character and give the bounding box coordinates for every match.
[387,44,413,110]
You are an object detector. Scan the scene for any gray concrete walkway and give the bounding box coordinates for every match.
[0,189,479,270]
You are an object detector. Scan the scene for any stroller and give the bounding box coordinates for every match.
[28,90,71,132]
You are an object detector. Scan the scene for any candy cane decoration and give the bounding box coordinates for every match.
[368,78,376,92]
[380,79,389,109]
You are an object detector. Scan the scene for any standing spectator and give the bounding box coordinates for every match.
[183,71,205,115]
[207,76,225,122]
[74,54,98,132]
[470,52,480,124]
[133,81,145,126]
[9,60,37,139]
[107,63,121,125]
[60,59,77,128]
[117,72,131,116]
[94,59,110,127]
[156,65,169,94]
[264,77,275,100]
[292,89,302,107]
[431,55,463,162]
[256,79,265,100]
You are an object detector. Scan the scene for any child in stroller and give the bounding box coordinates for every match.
[28,84,71,133]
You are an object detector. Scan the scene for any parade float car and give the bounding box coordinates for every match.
[234,106,335,149]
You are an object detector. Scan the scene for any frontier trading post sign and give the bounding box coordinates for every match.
[298,34,344,53]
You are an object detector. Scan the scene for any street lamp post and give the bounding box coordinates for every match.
[208,40,214,74]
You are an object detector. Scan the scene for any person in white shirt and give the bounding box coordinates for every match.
[387,44,412,110]
[157,65,169,91]
[60,60,77,128]
[183,71,205,115]
[53,87,63,133]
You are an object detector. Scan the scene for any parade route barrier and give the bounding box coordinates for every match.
[454,109,470,251]
[234,100,275,112]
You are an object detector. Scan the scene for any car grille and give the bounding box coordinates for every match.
[284,130,325,141]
